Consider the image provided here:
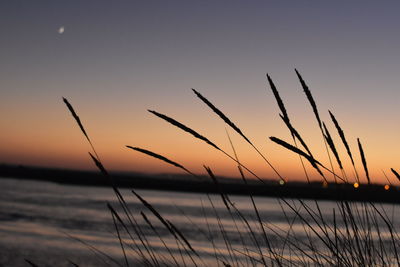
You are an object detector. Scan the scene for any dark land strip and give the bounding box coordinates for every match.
[1,164,398,204]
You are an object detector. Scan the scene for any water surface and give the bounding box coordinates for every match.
[1,177,398,266]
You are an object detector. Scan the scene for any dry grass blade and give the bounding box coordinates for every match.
[141,212,153,230]
[295,69,322,129]
[228,127,272,187]
[62,230,124,267]
[267,73,313,155]
[148,111,266,182]
[148,109,221,150]
[269,137,318,165]
[270,136,323,176]
[126,146,195,176]
[148,109,267,179]
[132,190,175,236]
[108,203,130,267]
[323,122,343,169]
[267,75,314,183]
[294,72,337,184]
[225,130,270,265]
[167,219,197,255]
[63,97,90,141]
[391,168,400,181]
[89,152,108,176]
[382,170,392,186]
[192,88,253,145]
[280,114,313,157]
[67,260,79,267]
[357,138,370,184]
[329,111,354,166]
[141,211,180,267]
[107,203,124,225]
[192,89,284,181]
[267,74,289,121]
[63,97,101,161]
[225,129,240,168]
[204,165,230,211]
[24,259,39,267]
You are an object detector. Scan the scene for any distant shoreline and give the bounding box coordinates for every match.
[1,164,399,204]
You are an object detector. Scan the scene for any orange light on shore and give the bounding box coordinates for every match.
[353,182,359,189]
[384,184,390,191]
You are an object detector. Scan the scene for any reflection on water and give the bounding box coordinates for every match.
[1,177,399,266]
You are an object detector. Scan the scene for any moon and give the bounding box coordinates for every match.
[58,26,65,34]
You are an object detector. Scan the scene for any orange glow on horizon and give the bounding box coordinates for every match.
[1,79,400,185]
[1,1,400,188]
[384,184,390,190]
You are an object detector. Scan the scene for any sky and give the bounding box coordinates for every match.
[1,1,400,184]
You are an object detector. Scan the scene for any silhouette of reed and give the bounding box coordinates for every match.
[60,71,400,267]
[329,110,360,183]
[329,111,354,165]
[391,168,400,181]
[358,138,370,184]
[147,109,264,183]
[126,146,196,177]
[323,122,343,171]
[192,88,285,183]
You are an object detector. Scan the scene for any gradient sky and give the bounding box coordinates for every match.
[1,1,400,184]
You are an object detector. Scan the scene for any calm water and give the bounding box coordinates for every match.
[1,177,399,266]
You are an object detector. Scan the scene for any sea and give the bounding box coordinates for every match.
[1,177,399,266]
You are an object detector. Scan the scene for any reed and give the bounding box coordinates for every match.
[266,74,289,122]
[329,111,354,166]
[192,88,252,146]
[269,136,324,176]
[391,168,400,181]
[147,109,265,182]
[267,73,315,183]
[126,146,196,177]
[148,109,221,151]
[295,69,322,130]
[329,110,360,183]
[358,138,370,184]
[323,122,343,170]
[25,259,39,267]
[61,71,400,267]
[63,97,101,161]
[192,88,285,182]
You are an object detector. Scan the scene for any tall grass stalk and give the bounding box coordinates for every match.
[63,72,400,266]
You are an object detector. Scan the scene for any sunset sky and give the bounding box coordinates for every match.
[1,1,400,183]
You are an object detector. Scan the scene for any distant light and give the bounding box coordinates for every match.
[353,182,359,189]
[384,184,390,191]
[279,179,285,186]
[58,26,65,34]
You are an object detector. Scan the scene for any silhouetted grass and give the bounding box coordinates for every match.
[61,71,400,267]
[295,69,322,130]
[126,146,196,177]
[323,122,343,170]
[269,136,324,176]
[358,138,370,184]
[192,88,285,183]
[391,168,400,181]
[147,109,264,183]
